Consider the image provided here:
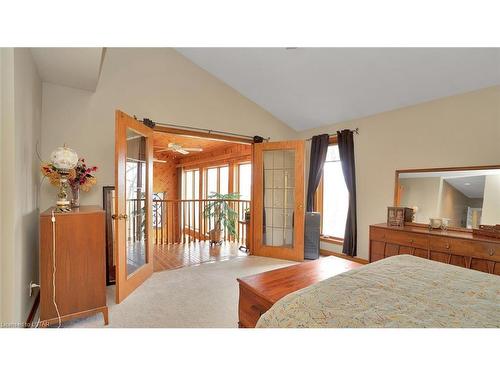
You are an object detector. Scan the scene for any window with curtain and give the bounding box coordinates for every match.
[316,141,349,241]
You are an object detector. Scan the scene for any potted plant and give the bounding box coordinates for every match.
[204,192,240,244]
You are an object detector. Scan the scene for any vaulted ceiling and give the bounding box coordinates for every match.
[31,48,104,91]
[178,48,500,131]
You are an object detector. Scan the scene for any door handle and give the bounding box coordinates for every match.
[112,213,128,220]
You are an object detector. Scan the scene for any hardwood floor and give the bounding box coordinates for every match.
[153,241,247,272]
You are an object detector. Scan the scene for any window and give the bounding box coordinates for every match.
[315,141,349,241]
[183,169,200,230]
[205,165,229,197]
[237,163,252,200]
[183,169,200,200]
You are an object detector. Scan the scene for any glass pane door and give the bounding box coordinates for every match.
[126,129,147,276]
[253,141,305,261]
[115,110,153,304]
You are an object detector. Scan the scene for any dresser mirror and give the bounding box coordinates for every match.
[394,165,500,230]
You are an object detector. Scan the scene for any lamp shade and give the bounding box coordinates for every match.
[50,146,78,171]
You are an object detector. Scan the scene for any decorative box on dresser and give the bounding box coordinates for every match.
[40,206,108,326]
[369,223,500,275]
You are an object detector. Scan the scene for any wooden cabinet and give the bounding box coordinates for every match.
[370,223,500,275]
[40,206,108,326]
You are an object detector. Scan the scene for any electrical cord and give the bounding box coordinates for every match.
[51,209,62,328]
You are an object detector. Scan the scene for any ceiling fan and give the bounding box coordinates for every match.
[156,142,203,155]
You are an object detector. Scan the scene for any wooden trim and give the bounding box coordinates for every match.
[394,164,500,231]
[320,235,344,245]
[319,249,368,264]
[25,291,40,327]
[176,152,251,169]
[154,125,253,144]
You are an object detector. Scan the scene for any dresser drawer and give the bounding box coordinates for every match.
[429,237,500,262]
[371,227,428,249]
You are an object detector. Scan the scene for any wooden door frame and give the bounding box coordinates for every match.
[153,125,255,251]
[115,110,154,304]
[252,140,305,261]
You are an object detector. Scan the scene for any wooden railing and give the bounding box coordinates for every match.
[150,199,251,245]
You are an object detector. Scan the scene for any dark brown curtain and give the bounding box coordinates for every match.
[337,129,357,256]
[306,134,330,212]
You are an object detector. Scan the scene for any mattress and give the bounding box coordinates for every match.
[256,255,500,328]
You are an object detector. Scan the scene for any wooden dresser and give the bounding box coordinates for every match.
[237,256,362,328]
[40,206,108,326]
[370,223,500,275]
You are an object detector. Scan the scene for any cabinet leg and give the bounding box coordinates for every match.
[102,307,109,326]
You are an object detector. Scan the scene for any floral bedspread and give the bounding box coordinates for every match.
[256,255,500,328]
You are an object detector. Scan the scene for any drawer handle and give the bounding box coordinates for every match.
[409,239,414,243]
[489,249,495,256]
[445,243,450,249]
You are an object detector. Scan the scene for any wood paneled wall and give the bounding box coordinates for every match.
[177,143,252,169]
[153,152,179,199]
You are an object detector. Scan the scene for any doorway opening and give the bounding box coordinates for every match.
[148,130,252,271]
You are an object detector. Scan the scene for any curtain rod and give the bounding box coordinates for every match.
[306,128,359,141]
[135,116,266,141]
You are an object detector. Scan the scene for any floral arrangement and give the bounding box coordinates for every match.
[69,158,98,192]
[41,158,98,192]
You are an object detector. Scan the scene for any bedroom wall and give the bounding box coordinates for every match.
[299,85,500,260]
[481,174,500,225]
[40,48,296,211]
[399,177,442,223]
[0,48,42,324]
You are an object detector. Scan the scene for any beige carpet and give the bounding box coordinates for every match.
[62,256,295,328]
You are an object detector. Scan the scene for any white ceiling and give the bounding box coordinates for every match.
[444,175,486,199]
[177,48,500,131]
[31,48,104,91]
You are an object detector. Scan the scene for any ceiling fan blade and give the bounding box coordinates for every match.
[176,149,189,155]
[182,147,203,152]
[153,158,167,163]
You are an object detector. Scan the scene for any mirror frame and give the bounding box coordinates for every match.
[394,164,500,232]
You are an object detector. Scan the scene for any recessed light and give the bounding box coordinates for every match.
[464,182,472,186]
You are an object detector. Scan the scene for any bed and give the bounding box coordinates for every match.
[256,255,500,328]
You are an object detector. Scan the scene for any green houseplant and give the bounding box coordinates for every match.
[203,192,240,244]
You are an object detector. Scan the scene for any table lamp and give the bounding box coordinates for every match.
[50,145,78,212]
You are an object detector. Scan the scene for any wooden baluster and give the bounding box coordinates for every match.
[182,201,185,244]
[166,202,171,244]
[154,201,158,245]
[192,199,196,242]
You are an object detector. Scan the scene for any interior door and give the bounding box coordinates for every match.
[114,110,154,303]
[253,141,305,261]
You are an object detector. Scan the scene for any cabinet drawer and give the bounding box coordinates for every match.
[429,237,500,262]
[371,227,428,249]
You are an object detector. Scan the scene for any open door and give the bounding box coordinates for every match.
[252,141,305,261]
[114,110,154,303]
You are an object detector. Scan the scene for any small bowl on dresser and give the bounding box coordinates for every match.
[429,218,442,230]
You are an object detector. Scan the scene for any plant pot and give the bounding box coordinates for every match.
[209,228,223,244]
